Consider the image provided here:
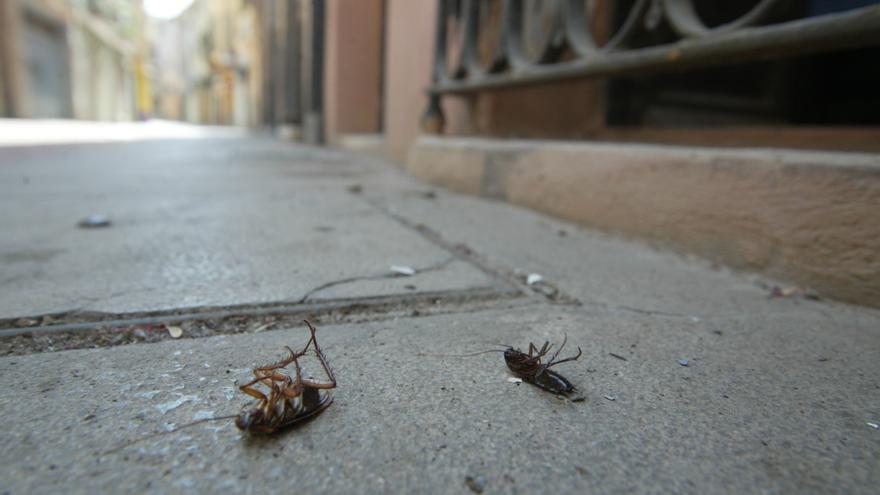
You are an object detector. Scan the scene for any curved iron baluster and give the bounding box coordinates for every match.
[445,0,470,79]
[565,0,650,55]
[507,0,566,69]
[471,0,509,75]
[663,0,786,38]
[430,0,450,84]
[422,0,450,133]
[461,0,493,79]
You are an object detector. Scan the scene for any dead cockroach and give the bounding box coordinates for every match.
[419,334,582,396]
[235,320,337,434]
[501,335,582,395]
[105,320,336,453]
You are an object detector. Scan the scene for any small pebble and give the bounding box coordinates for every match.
[78,214,111,228]
[465,475,486,494]
[679,359,690,367]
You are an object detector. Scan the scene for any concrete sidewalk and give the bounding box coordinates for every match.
[1,136,878,494]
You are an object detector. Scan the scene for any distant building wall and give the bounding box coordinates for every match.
[148,0,260,126]
[0,1,72,118]
[0,0,146,121]
[0,0,24,117]
[383,1,436,161]
[0,65,4,116]
[322,0,383,145]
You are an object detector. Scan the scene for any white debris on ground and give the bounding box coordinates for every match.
[390,265,416,276]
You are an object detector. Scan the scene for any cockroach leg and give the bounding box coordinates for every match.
[255,346,302,372]
[528,342,539,357]
[530,341,551,359]
[546,334,568,362]
[238,368,290,397]
[301,326,337,389]
[537,335,567,374]
[238,380,270,402]
[547,347,582,368]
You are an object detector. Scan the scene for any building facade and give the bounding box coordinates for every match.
[148,0,261,126]
[0,0,150,120]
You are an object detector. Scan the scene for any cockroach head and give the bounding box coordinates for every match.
[235,408,264,432]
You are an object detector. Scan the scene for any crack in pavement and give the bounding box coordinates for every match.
[296,256,456,303]
[0,289,533,354]
[360,197,580,305]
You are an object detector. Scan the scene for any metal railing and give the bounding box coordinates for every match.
[422,0,880,131]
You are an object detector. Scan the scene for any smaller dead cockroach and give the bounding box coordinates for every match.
[501,335,582,395]
[421,334,583,396]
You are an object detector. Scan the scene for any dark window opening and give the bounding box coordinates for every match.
[606,0,880,127]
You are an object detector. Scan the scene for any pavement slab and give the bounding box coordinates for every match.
[0,307,877,494]
[0,140,497,318]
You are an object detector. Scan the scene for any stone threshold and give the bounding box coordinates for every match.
[407,136,880,308]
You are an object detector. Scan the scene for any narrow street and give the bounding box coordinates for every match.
[1,133,878,493]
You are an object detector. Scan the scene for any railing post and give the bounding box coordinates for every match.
[421,0,448,134]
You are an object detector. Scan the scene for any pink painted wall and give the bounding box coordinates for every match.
[383,0,439,162]
[323,0,383,145]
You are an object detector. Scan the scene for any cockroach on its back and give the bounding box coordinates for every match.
[501,335,582,395]
[105,320,337,454]
[235,320,337,434]
[422,335,583,396]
